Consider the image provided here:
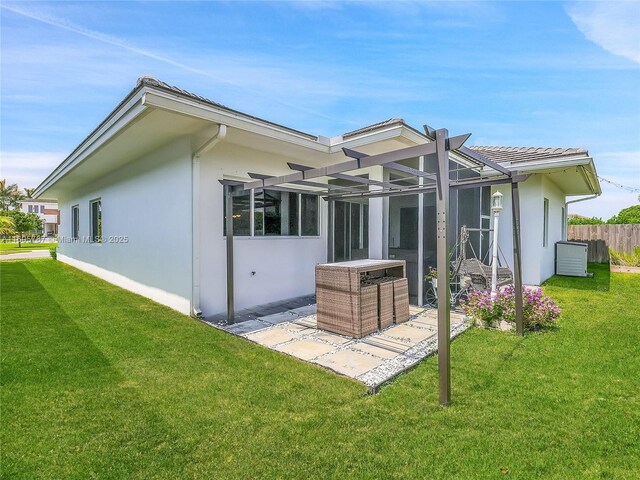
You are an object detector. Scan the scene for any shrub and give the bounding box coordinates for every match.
[49,247,57,260]
[609,247,640,267]
[568,215,604,225]
[461,285,560,331]
[606,205,640,225]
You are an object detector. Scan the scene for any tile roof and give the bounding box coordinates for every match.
[342,118,406,139]
[468,146,588,164]
[137,76,318,140]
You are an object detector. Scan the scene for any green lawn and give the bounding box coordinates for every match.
[1,261,638,479]
[0,242,56,254]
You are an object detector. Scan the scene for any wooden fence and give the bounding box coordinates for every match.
[568,224,640,263]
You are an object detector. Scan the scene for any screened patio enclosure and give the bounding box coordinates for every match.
[381,157,494,305]
[221,126,526,406]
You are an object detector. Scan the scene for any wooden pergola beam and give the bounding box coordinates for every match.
[222,124,526,408]
[287,162,399,190]
[242,133,471,191]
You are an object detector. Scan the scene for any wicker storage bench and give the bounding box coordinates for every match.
[392,278,410,324]
[316,259,407,338]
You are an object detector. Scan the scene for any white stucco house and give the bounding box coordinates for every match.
[19,198,59,236]
[34,77,600,316]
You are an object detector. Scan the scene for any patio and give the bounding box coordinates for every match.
[205,300,470,391]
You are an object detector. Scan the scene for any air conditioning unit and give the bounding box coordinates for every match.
[555,241,588,277]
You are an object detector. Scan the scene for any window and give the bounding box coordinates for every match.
[223,188,319,237]
[543,198,549,247]
[223,188,251,236]
[40,205,45,213]
[301,194,319,236]
[28,205,33,213]
[90,199,102,243]
[71,205,79,239]
[254,190,299,236]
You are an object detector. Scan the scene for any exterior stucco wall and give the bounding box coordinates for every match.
[57,137,193,313]
[493,174,566,285]
[198,141,328,316]
[539,175,567,282]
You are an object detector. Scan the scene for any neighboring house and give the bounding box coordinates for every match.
[19,198,59,236]
[34,77,600,316]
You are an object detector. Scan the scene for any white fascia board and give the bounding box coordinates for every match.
[508,156,593,173]
[330,126,404,151]
[329,125,429,152]
[141,90,328,153]
[34,91,148,198]
[579,159,601,195]
[494,156,600,195]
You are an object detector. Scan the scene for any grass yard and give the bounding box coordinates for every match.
[1,261,639,479]
[0,243,56,254]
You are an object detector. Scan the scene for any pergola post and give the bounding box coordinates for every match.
[435,128,451,406]
[417,155,425,307]
[511,181,524,335]
[327,199,335,262]
[225,185,235,324]
[226,123,521,405]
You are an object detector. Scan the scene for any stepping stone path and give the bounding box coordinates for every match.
[208,303,471,390]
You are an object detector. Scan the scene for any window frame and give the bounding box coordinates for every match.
[543,197,549,247]
[223,188,320,238]
[89,198,102,244]
[71,204,80,240]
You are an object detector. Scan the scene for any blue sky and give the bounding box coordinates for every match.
[1,1,638,218]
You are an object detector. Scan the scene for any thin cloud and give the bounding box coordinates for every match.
[566,1,640,64]
[0,2,347,123]
[0,152,65,188]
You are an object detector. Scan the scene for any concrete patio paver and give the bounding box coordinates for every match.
[258,311,299,325]
[226,320,269,335]
[276,339,335,361]
[293,316,317,329]
[210,299,471,390]
[245,328,302,347]
[351,342,401,359]
[411,314,438,328]
[277,322,314,333]
[289,305,317,317]
[383,324,437,345]
[360,336,413,353]
[313,349,385,377]
[313,331,352,345]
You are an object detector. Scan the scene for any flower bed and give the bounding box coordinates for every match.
[461,284,560,331]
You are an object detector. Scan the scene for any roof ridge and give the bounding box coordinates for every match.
[470,145,587,152]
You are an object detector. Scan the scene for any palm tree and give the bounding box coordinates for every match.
[0,214,16,237]
[24,188,35,199]
[0,179,23,210]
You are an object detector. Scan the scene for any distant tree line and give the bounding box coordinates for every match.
[569,205,640,226]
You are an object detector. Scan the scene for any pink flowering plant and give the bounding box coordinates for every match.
[461,284,560,331]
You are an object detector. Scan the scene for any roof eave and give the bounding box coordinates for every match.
[34,88,148,199]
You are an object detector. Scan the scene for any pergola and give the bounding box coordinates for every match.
[220,126,525,406]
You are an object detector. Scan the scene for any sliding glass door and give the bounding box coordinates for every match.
[333,200,368,262]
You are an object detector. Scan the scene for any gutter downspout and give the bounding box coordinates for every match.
[564,193,600,240]
[191,124,227,318]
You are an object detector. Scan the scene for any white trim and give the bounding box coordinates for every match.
[58,253,191,315]
[34,94,148,197]
[142,91,326,152]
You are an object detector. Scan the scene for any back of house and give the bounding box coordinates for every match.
[34,77,600,316]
